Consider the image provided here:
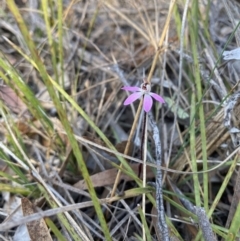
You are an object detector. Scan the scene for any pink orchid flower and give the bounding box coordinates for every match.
[122,82,165,112]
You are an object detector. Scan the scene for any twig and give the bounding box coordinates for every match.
[148,112,169,241]
[195,207,217,241]
[170,181,217,241]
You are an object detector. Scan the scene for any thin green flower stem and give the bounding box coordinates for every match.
[141,111,148,241]
[111,99,143,197]
[140,111,147,161]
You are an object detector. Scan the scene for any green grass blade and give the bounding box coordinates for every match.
[42,0,59,85]
[57,0,64,88]
[189,1,208,212]
[45,218,67,241]
[226,202,240,240]
[0,183,30,195]
[190,91,201,206]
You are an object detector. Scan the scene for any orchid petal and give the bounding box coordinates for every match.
[149,92,165,103]
[143,94,153,112]
[123,92,143,105]
[122,86,141,92]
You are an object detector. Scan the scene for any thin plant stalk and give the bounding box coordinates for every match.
[190,91,201,207]
[189,0,209,211]
[141,111,148,240]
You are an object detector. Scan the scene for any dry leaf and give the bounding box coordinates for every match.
[0,85,27,114]
[74,163,155,190]
[21,198,53,241]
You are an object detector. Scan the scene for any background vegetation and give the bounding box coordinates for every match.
[0,0,240,240]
